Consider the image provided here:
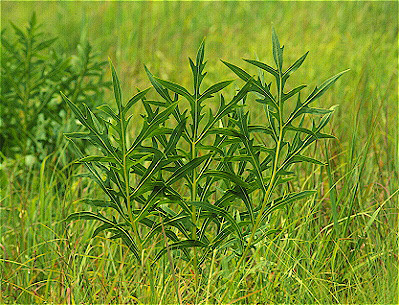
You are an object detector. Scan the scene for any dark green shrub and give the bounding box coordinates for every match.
[0,13,110,161]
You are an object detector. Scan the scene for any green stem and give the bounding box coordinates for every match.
[219,73,284,303]
[190,140,199,290]
[121,111,142,261]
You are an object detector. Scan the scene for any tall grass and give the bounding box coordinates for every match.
[1,1,397,304]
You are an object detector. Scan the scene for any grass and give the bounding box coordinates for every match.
[1,1,398,304]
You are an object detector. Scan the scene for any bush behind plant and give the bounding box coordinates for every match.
[0,13,110,162]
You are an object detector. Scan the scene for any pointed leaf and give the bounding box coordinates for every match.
[288,155,326,166]
[201,170,250,188]
[272,28,284,72]
[153,240,207,264]
[155,78,193,102]
[92,223,113,238]
[243,59,278,78]
[109,59,123,113]
[283,51,309,80]
[200,80,233,101]
[282,85,306,103]
[78,156,118,163]
[261,190,316,221]
[167,154,210,185]
[222,60,252,83]
[306,70,349,104]
[145,66,173,103]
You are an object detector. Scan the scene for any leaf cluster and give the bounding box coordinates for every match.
[63,30,347,266]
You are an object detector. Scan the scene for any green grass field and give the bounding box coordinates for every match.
[1,1,398,304]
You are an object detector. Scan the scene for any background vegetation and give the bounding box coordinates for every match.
[1,1,398,303]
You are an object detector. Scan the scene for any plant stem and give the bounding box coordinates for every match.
[191,139,199,291]
[121,111,142,260]
[160,213,182,304]
[219,74,284,303]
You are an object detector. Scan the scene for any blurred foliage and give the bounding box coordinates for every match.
[0,13,110,162]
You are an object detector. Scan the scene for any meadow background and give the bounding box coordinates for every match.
[1,1,398,303]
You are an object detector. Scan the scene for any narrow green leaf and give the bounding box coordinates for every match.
[233,186,254,224]
[123,88,151,115]
[302,107,334,116]
[243,59,278,78]
[262,190,316,221]
[306,70,349,104]
[285,125,317,138]
[282,85,306,103]
[97,104,118,121]
[109,59,123,114]
[127,102,178,154]
[288,154,326,166]
[155,78,193,102]
[167,155,210,185]
[92,223,113,238]
[210,221,251,249]
[143,214,194,245]
[201,170,250,188]
[208,127,242,138]
[283,51,308,80]
[34,37,57,51]
[165,117,186,155]
[82,199,119,210]
[221,60,252,83]
[130,152,164,198]
[78,156,118,163]
[200,80,233,101]
[61,92,86,124]
[118,229,141,262]
[272,27,284,72]
[64,131,90,139]
[222,60,276,106]
[325,143,338,231]
[145,66,173,103]
[252,228,281,245]
[71,213,138,261]
[153,240,207,264]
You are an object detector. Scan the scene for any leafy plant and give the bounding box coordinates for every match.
[217,29,348,299]
[62,29,347,294]
[0,13,110,161]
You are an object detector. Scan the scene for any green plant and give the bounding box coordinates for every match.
[0,13,110,161]
[218,28,349,299]
[62,29,347,299]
